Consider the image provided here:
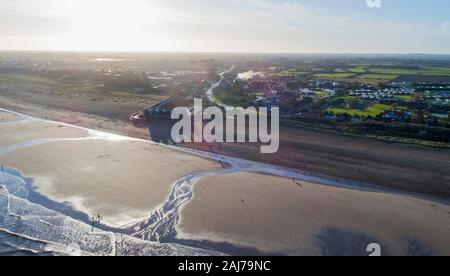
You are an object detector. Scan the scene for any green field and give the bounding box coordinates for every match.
[395,95,413,101]
[337,96,358,100]
[369,67,450,76]
[348,67,367,73]
[313,73,354,79]
[279,71,309,77]
[327,103,393,117]
[0,73,59,85]
[315,90,332,97]
[357,74,399,80]
[214,87,255,106]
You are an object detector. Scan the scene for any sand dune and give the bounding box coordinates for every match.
[177,172,450,256]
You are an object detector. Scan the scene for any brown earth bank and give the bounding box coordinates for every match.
[1,90,450,199]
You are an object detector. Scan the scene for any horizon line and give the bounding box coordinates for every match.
[1,49,450,56]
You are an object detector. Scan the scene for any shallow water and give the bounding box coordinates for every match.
[0,170,222,256]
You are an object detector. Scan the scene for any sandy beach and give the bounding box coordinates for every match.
[177,172,450,256]
[1,108,450,256]
[0,120,89,148]
[0,110,21,123]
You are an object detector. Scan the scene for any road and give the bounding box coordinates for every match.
[206,66,235,108]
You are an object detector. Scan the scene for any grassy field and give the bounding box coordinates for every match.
[348,67,367,73]
[311,71,399,84]
[279,71,309,77]
[313,73,354,79]
[356,74,399,80]
[0,73,59,85]
[369,67,450,76]
[0,72,161,100]
[279,65,450,84]
[214,87,255,106]
[327,103,393,117]
[315,90,332,97]
[395,95,413,101]
[334,69,346,73]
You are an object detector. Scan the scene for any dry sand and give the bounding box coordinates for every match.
[0,110,21,123]
[0,137,220,227]
[0,93,157,141]
[0,120,89,148]
[177,172,450,256]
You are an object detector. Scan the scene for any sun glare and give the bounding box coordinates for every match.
[64,0,163,51]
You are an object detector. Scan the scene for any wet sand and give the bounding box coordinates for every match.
[177,172,450,256]
[0,120,221,227]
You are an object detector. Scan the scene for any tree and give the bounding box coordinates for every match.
[411,111,425,124]
[347,98,360,109]
[412,92,423,103]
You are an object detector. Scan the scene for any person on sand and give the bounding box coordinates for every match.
[293,178,303,188]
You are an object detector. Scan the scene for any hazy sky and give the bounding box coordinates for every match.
[1,0,449,53]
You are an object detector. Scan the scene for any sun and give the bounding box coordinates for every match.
[64,0,161,51]
[66,0,81,9]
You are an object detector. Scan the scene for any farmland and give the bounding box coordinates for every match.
[326,103,394,117]
[369,67,450,76]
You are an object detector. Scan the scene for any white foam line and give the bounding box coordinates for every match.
[0,169,223,256]
[0,107,140,143]
[0,118,33,125]
[0,185,11,215]
[0,183,115,256]
[0,227,93,256]
[0,108,36,123]
[0,137,96,155]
